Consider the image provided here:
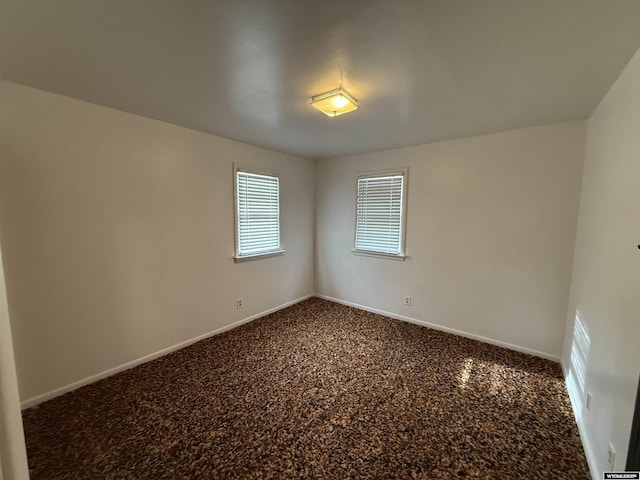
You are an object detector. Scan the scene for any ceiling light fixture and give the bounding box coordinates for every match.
[310,87,358,117]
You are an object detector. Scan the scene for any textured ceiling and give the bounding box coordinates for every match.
[2,0,640,159]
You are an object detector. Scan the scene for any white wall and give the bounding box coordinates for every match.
[0,81,315,404]
[563,48,640,476]
[316,121,586,359]
[0,239,29,480]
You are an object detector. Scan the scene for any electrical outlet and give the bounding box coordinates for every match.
[586,392,592,410]
[607,442,616,470]
[236,298,243,309]
[403,295,412,306]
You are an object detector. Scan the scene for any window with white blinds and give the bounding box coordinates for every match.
[235,167,282,260]
[354,171,407,258]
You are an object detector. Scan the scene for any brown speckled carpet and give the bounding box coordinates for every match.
[22,298,589,479]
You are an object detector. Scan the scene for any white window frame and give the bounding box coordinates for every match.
[234,164,285,262]
[353,167,408,260]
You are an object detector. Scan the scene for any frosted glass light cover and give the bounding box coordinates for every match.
[311,88,358,117]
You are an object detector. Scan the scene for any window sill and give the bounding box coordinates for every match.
[352,250,406,261]
[234,249,286,263]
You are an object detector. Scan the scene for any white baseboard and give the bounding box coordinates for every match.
[21,293,562,409]
[561,359,599,480]
[317,296,596,477]
[314,294,560,362]
[21,294,314,410]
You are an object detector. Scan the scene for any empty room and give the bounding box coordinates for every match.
[1,1,640,479]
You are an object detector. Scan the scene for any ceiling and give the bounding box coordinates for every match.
[2,1,640,160]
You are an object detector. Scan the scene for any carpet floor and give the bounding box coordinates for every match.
[22,298,589,479]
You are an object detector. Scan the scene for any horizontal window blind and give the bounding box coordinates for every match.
[355,174,404,255]
[236,170,280,256]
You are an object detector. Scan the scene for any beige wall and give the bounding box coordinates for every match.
[316,121,586,359]
[563,47,640,476]
[0,239,29,480]
[0,81,315,404]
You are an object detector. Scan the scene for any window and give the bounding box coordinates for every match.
[234,165,284,261]
[354,169,407,259]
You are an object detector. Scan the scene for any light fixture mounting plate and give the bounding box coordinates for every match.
[310,87,358,117]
